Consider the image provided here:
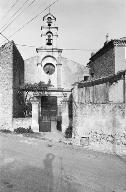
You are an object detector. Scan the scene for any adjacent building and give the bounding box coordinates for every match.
[72,37,126,152]
[0,41,24,130]
[87,37,126,79]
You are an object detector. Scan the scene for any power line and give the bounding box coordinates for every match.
[16,43,36,47]
[0,0,31,32]
[0,0,20,23]
[1,0,38,33]
[61,48,96,51]
[16,43,96,51]
[0,32,10,42]
[1,0,59,45]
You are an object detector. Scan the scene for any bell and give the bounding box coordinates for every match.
[47,17,52,27]
[46,38,52,45]
[46,34,52,45]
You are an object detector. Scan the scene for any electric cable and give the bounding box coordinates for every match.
[1,0,38,33]
[1,0,59,44]
[0,0,31,32]
[0,32,10,42]
[15,43,97,52]
[0,0,20,23]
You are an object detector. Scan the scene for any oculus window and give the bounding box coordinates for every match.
[43,63,55,75]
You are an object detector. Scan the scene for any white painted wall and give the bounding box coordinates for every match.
[115,46,126,73]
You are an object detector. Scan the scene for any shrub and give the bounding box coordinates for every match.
[14,127,34,134]
[57,120,62,131]
[65,125,73,138]
[0,129,11,133]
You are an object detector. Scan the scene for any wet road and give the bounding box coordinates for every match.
[0,133,126,192]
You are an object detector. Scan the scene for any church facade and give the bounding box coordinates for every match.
[0,12,88,133]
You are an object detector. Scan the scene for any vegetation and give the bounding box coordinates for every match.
[18,80,54,117]
[65,125,73,138]
[0,129,11,133]
[57,119,62,131]
[20,80,53,92]
[14,127,34,134]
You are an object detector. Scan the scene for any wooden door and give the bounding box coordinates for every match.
[39,96,57,132]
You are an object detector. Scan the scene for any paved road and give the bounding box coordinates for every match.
[0,133,126,192]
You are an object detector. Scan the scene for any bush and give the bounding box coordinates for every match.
[65,125,73,138]
[57,120,62,131]
[0,129,11,133]
[14,127,34,134]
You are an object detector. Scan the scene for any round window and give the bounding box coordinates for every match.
[43,63,55,75]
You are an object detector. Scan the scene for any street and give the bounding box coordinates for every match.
[0,133,126,192]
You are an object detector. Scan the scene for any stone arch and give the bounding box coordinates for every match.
[41,55,57,64]
[46,31,53,36]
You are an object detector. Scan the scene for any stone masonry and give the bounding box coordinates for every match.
[13,43,24,118]
[88,43,115,79]
[0,41,24,130]
[88,39,126,79]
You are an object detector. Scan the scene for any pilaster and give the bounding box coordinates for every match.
[31,97,39,132]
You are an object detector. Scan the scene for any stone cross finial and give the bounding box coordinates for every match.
[106,33,109,43]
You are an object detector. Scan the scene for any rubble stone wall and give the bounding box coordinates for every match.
[13,118,32,130]
[0,42,25,130]
[90,47,115,79]
[73,102,126,154]
[0,42,13,130]
[13,43,24,118]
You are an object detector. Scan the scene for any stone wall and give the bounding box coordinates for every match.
[90,47,115,79]
[115,46,126,73]
[24,56,88,89]
[73,102,126,154]
[0,42,13,130]
[77,78,124,104]
[13,43,24,118]
[13,118,32,130]
[61,57,88,89]
[25,56,58,86]
[72,74,126,154]
[62,101,69,133]
[0,41,25,130]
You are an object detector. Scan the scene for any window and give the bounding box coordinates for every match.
[46,31,53,46]
[43,63,55,75]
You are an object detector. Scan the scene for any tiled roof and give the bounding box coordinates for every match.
[89,39,126,62]
[78,69,126,88]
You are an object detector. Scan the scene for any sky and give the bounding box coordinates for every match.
[0,0,126,65]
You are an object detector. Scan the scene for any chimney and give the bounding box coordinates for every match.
[84,75,89,81]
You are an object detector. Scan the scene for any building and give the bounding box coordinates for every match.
[87,37,126,79]
[0,41,24,130]
[0,12,88,133]
[72,37,126,153]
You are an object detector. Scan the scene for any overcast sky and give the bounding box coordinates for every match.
[0,0,126,65]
